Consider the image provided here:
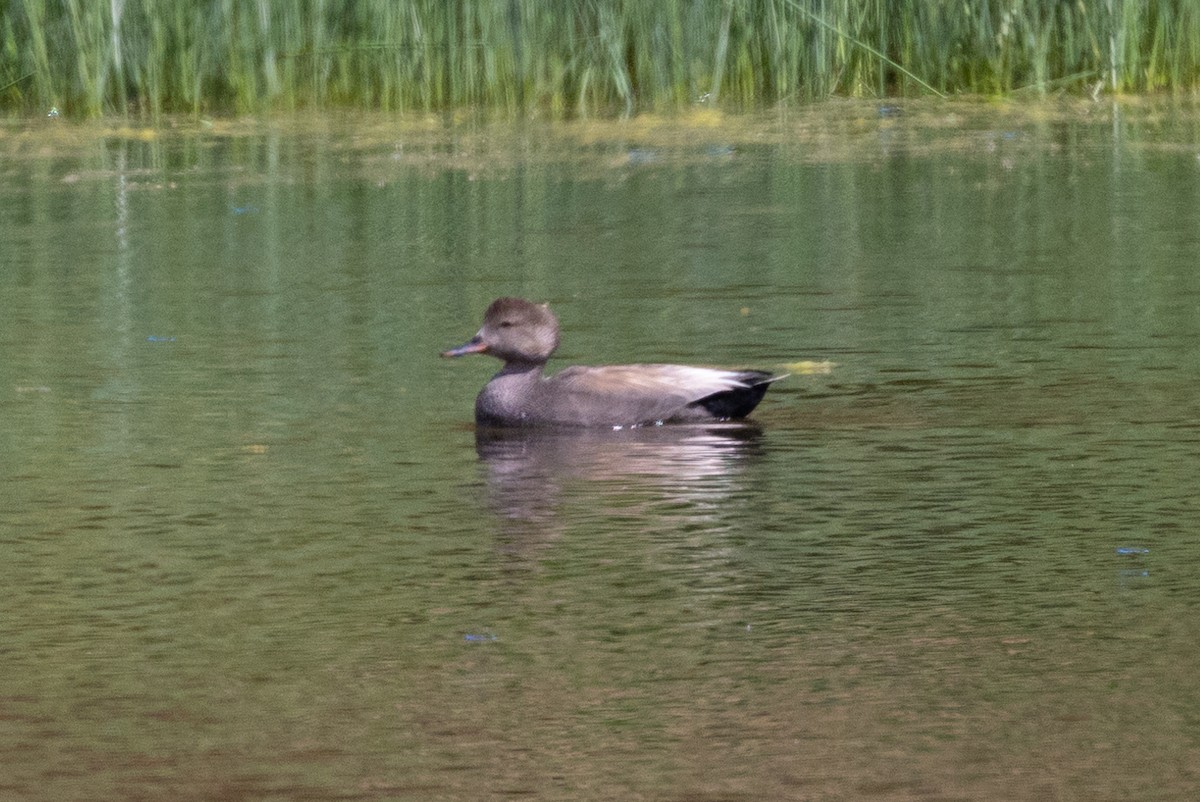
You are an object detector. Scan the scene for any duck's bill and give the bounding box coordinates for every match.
[441,337,487,358]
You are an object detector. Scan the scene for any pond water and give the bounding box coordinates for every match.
[2,101,1200,800]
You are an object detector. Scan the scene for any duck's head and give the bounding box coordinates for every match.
[441,297,561,365]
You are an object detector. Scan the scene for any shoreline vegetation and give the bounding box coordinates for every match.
[2,100,1194,170]
[3,1,1200,119]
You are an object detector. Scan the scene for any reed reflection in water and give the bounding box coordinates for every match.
[4,106,1200,800]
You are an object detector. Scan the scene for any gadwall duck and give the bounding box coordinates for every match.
[442,297,783,427]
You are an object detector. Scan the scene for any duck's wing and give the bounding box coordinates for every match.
[545,365,777,426]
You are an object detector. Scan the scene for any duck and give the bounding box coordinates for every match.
[442,297,782,427]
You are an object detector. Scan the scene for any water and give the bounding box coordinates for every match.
[3,103,1200,800]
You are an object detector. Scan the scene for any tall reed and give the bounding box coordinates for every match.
[3,0,1200,117]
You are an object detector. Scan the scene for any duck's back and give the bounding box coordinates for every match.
[529,364,776,427]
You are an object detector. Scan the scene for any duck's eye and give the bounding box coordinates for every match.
[498,320,514,328]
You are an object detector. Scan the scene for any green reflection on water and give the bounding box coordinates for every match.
[2,103,1199,800]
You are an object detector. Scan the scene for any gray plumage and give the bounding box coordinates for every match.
[443,297,782,427]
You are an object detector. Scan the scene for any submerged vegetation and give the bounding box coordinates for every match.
[3,0,1200,117]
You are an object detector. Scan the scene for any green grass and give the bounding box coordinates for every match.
[3,0,1200,117]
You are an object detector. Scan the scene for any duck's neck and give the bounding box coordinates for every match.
[496,359,546,378]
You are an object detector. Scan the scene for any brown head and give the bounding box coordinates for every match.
[441,297,561,365]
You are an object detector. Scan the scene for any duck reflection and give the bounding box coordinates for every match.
[475,423,765,554]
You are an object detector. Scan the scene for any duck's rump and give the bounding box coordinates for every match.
[686,372,775,420]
